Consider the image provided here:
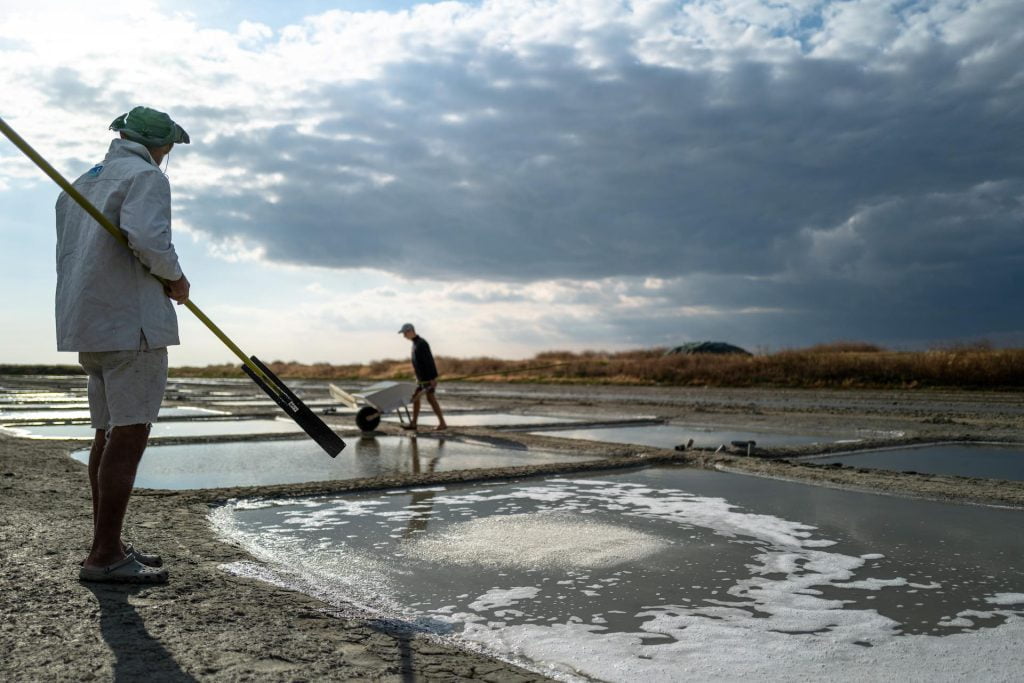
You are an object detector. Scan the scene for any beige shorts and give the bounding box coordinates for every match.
[79,347,168,431]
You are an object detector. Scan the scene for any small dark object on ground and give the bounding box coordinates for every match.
[730,440,757,456]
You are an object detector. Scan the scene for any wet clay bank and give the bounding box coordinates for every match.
[2,377,1023,681]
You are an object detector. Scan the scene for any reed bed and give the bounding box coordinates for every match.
[162,345,1024,390]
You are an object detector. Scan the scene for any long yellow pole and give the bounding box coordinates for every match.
[0,115,281,397]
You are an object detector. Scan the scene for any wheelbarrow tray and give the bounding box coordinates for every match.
[355,381,417,412]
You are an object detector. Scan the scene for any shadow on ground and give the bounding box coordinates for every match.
[83,582,195,682]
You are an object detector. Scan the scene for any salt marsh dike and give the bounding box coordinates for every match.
[2,376,1023,681]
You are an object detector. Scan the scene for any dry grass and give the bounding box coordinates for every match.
[164,344,1024,390]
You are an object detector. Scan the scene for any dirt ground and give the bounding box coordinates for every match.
[2,380,1023,681]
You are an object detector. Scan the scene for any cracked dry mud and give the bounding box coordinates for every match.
[2,382,1022,681]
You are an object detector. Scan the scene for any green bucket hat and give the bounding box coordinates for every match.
[109,106,190,147]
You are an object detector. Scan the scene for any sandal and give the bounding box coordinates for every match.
[124,543,163,568]
[79,555,169,584]
[79,543,163,568]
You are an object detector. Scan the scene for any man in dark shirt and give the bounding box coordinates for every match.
[399,323,447,431]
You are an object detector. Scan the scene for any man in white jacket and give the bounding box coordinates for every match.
[57,106,190,584]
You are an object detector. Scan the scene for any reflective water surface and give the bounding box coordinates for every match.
[0,406,227,422]
[0,392,84,404]
[71,435,587,489]
[213,466,1024,681]
[808,443,1024,481]
[531,423,861,449]
[384,413,583,427]
[4,418,304,440]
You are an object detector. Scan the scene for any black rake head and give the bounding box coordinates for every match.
[241,356,346,458]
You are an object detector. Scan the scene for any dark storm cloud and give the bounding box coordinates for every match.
[184,51,1021,269]
[173,2,1023,346]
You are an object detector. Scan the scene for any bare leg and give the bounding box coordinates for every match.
[87,429,108,529]
[427,393,447,430]
[84,424,150,568]
[411,395,422,427]
[86,429,134,559]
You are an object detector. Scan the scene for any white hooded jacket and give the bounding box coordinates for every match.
[55,138,183,352]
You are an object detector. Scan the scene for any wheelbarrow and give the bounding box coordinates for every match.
[330,381,417,432]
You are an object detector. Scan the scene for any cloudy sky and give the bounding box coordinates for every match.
[1,0,1021,366]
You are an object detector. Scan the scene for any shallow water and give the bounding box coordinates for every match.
[207,398,341,407]
[383,413,583,427]
[213,467,1024,681]
[3,418,304,440]
[0,392,84,404]
[808,443,1024,481]
[444,383,1024,417]
[0,406,228,422]
[0,403,91,412]
[531,423,861,449]
[70,435,586,489]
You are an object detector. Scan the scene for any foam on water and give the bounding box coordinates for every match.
[212,474,1024,681]
[468,587,541,611]
[461,615,1024,682]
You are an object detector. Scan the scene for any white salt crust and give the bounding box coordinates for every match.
[407,512,670,569]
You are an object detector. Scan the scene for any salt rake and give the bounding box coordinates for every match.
[0,115,345,457]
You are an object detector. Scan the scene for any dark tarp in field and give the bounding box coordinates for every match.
[664,341,751,356]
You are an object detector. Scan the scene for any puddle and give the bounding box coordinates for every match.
[0,406,228,422]
[383,413,582,427]
[445,384,1024,417]
[2,418,304,440]
[208,398,341,407]
[0,403,91,412]
[212,467,1024,681]
[0,392,84,404]
[807,443,1024,481]
[70,436,586,489]
[531,423,855,449]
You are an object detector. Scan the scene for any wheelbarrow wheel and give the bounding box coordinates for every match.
[356,406,381,432]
